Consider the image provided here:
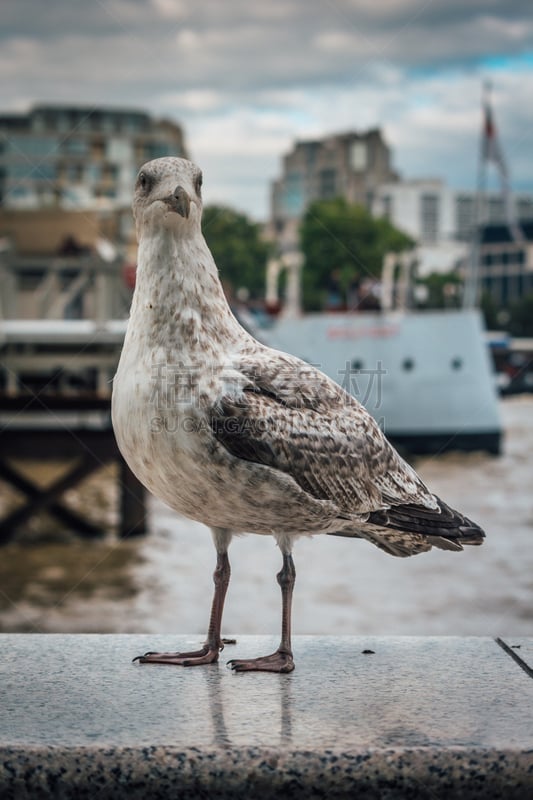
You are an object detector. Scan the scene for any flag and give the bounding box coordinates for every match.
[481,87,524,243]
[482,99,508,179]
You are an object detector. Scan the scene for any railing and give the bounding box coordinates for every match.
[0,252,133,321]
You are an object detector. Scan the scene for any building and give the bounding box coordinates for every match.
[372,179,533,275]
[477,222,533,307]
[0,105,188,210]
[270,129,398,251]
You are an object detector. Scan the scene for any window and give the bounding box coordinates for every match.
[100,114,115,134]
[8,163,35,179]
[517,198,533,220]
[420,193,439,243]
[319,168,337,199]
[102,163,119,180]
[350,141,367,171]
[62,137,88,156]
[455,195,475,241]
[381,194,393,219]
[304,144,318,166]
[54,112,70,133]
[86,163,101,182]
[144,141,171,160]
[66,163,83,181]
[284,171,304,216]
[34,163,56,180]
[9,136,57,157]
[125,115,147,134]
[487,197,505,223]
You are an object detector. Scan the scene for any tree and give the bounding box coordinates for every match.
[508,292,533,337]
[415,271,463,309]
[202,205,270,299]
[479,290,500,330]
[478,290,533,335]
[299,198,413,310]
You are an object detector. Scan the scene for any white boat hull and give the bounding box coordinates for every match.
[265,308,502,455]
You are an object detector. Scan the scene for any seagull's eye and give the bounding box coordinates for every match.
[138,172,150,192]
[194,172,203,196]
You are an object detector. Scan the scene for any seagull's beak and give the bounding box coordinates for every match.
[164,185,191,218]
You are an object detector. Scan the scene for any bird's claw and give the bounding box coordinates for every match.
[132,651,156,663]
[132,645,221,666]
[227,650,295,673]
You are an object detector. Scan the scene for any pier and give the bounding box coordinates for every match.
[0,253,146,542]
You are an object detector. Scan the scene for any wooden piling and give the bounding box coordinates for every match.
[119,459,147,538]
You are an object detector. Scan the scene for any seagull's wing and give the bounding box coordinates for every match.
[210,348,484,556]
[212,349,431,514]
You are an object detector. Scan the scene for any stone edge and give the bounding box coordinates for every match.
[1,746,532,799]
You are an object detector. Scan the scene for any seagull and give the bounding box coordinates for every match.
[112,157,485,673]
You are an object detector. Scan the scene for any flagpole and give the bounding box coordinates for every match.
[463,81,489,309]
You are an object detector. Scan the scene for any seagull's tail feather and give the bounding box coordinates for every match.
[330,496,485,558]
[367,495,485,544]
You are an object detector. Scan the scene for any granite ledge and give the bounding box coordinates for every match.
[1,635,533,799]
[1,745,533,800]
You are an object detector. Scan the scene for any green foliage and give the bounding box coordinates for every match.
[508,292,533,337]
[299,198,413,310]
[480,291,533,335]
[415,271,463,309]
[202,205,270,298]
[479,290,500,330]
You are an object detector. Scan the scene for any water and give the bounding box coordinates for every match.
[0,396,531,637]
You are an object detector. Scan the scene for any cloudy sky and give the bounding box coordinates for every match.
[2,0,533,219]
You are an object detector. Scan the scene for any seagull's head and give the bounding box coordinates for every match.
[132,157,203,239]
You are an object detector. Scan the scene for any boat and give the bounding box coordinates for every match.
[264,304,502,455]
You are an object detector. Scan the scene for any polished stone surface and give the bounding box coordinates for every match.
[1,635,533,798]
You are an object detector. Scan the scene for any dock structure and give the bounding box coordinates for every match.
[0,252,146,543]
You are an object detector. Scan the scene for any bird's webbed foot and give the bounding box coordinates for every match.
[133,642,222,666]
[227,648,294,673]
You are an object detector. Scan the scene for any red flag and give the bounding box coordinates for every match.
[482,98,508,178]
[481,87,523,242]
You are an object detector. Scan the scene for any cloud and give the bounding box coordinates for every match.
[160,89,227,113]
[1,0,533,217]
[150,0,187,20]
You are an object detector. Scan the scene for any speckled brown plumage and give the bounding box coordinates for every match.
[112,157,485,671]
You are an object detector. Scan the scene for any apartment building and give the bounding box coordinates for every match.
[270,129,399,250]
[0,105,187,210]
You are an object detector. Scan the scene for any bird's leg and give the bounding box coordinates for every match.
[134,530,231,666]
[228,549,295,673]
